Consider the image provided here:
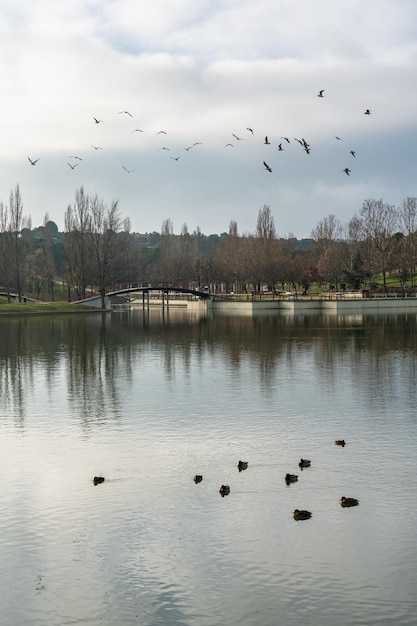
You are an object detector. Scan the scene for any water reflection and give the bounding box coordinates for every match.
[1,310,417,430]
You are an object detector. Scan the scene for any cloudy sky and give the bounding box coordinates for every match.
[1,0,416,237]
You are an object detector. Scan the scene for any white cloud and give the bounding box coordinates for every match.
[1,0,417,235]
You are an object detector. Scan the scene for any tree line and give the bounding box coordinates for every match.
[1,184,417,302]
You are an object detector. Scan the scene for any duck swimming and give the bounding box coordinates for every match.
[93,476,105,485]
[335,439,346,446]
[285,473,298,483]
[293,509,312,520]
[238,460,248,472]
[219,485,230,497]
[340,496,359,507]
[299,459,311,468]
[193,475,203,484]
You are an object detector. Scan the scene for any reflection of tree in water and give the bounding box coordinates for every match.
[0,318,58,428]
[2,311,417,430]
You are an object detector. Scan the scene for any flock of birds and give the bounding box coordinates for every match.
[92,438,359,521]
[194,437,359,521]
[260,90,371,177]
[25,90,372,180]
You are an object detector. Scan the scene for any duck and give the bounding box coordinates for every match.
[340,496,359,507]
[285,473,298,483]
[219,485,230,497]
[299,458,311,468]
[193,474,203,484]
[293,509,312,520]
[238,460,248,472]
[93,476,105,485]
[335,439,346,446]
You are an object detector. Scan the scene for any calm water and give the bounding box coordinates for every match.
[1,307,417,626]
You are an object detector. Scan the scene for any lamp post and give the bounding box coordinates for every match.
[207,265,211,294]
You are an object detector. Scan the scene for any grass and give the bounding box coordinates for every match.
[0,299,103,315]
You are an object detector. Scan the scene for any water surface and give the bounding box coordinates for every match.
[1,309,417,625]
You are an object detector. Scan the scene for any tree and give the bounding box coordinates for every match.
[88,194,123,309]
[7,184,31,301]
[311,214,344,289]
[356,199,398,290]
[397,197,417,286]
[64,187,93,299]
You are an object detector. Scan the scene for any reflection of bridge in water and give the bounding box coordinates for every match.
[73,281,211,309]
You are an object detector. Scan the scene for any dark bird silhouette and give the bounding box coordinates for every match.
[247,127,254,134]
[281,137,290,143]
[219,485,230,497]
[193,475,203,484]
[225,143,234,148]
[299,458,311,468]
[335,439,346,446]
[122,165,134,173]
[118,110,132,116]
[68,162,79,169]
[184,146,193,151]
[157,130,167,135]
[232,133,243,141]
[278,143,283,151]
[350,150,356,157]
[285,473,298,483]
[93,117,104,123]
[170,156,181,161]
[131,128,143,133]
[264,136,270,144]
[91,145,102,150]
[335,136,342,141]
[263,161,272,172]
[28,157,39,165]
[69,155,83,160]
[344,168,351,176]
[340,496,359,507]
[159,147,170,151]
[293,509,312,520]
[364,109,372,115]
[193,142,202,146]
[93,476,105,485]
[317,89,325,97]
[238,460,248,472]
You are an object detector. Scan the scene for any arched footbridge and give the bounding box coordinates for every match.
[72,281,211,308]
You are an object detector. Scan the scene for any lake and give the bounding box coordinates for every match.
[1,307,417,625]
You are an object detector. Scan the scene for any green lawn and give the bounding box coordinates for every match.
[0,300,101,315]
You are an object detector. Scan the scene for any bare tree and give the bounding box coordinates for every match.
[356,199,398,290]
[311,214,343,289]
[64,187,93,299]
[397,197,417,286]
[88,194,123,309]
[8,184,30,302]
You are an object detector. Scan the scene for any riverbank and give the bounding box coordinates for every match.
[208,295,417,315]
[0,301,108,316]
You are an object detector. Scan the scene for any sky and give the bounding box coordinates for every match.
[1,0,417,238]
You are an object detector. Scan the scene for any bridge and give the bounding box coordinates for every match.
[72,281,211,309]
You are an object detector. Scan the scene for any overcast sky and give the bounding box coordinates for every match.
[1,0,416,237]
